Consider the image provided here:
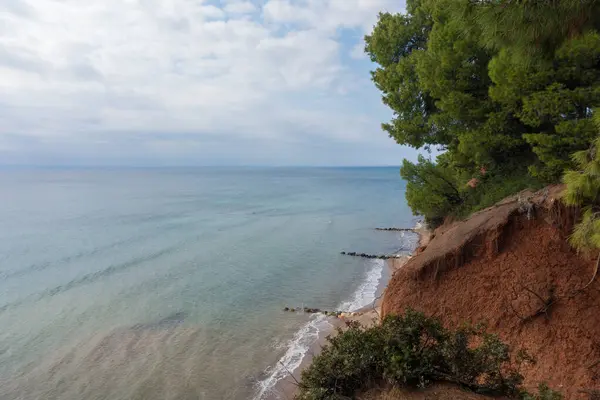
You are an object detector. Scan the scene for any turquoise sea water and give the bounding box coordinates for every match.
[0,167,416,400]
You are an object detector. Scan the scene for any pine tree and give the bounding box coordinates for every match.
[367,0,600,221]
[562,110,600,286]
[462,0,600,61]
[401,155,464,226]
[562,112,600,250]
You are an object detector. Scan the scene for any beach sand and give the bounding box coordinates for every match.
[348,224,430,329]
[265,226,429,399]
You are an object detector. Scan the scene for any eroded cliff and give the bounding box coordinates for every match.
[382,186,599,398]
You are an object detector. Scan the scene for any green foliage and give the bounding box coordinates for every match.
[489,31,600,181]
[401,155,463,226]
[401,154,543,225]
[461,0,600,61]
[365,2,441,150]
[454,164,545,218]
[367,0,600,220]
[522,383,563,400]
[562,112,600,251]
[296,309,533,400]
[457,1,600,181]
[366,0,531,165]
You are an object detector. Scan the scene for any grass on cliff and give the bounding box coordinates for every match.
[296,309,561,400]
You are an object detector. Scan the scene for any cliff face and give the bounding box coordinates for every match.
[382,186,600,398]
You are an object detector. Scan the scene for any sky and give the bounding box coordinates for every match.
[0,0,416,166]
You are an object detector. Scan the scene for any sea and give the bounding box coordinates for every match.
[0,167,417,400]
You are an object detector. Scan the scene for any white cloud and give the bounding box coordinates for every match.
[0,0,408,165]
[223,1,257,14]
[263,0,402,32]
[201,5,227,19]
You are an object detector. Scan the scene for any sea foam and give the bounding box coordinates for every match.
[254,259,384,399]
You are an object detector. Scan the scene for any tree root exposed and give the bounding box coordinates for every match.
[509,284,556,324]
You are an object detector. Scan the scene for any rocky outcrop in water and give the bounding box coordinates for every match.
[282,307,359,318]
[375,227,415,231]
[340,251,404,260]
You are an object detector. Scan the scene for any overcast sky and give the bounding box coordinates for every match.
[0,0,417,166]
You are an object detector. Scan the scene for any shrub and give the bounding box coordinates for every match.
[296,309,541,400]
[402,154,544,227]
[522,383,563,400]
[454,165,544,218]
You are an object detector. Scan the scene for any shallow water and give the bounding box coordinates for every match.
[0,167,415,399]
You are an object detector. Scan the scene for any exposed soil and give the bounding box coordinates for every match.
[357,383,503,400]
[359,383,505,400]
[382,186,600,399]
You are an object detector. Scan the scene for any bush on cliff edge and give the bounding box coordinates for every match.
[296,309,560,400]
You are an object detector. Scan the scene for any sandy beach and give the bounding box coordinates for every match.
[344,224,431,329]
[266,225,429,400]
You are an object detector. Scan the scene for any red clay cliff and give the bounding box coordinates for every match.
[382,186,600,399]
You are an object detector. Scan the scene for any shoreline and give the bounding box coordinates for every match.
[347,222,430,327]
[264,224,429,400]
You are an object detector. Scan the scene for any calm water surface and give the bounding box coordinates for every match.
[0,167,415,399]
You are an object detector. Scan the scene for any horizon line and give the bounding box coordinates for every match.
[0,164,404,169]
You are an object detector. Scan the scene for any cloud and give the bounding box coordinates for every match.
[263,0,401,32]
[0,0,409,166]
[223,1,257,15]
[0,0,36,18]
[201,5,227,19]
